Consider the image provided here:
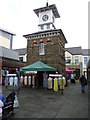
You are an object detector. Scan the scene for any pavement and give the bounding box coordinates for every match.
[2,80,88,119]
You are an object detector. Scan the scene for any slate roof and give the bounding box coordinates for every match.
[13,48,27,55]
[65,47,82,55]
[33,4,60,18]
[82,49,90,56]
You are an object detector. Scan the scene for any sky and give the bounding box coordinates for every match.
[0,0,89,49]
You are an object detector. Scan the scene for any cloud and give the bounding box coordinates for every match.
[0,0,88,49]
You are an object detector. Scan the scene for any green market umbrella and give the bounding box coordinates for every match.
[20,61,56,72]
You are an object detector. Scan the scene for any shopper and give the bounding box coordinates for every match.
[0,90,5,104]
[79,75,87,94]
[43,73,48,94]
[5,70,8,89]
[0,100,4,119]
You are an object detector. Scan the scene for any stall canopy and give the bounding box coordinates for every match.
[66,67,74,74]
[20,61,57,72]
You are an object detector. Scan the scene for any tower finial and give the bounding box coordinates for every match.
[46,0,48,7]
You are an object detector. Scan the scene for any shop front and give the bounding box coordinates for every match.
[0,57,26,85]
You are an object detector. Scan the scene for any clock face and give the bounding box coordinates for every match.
[42,14,49,21]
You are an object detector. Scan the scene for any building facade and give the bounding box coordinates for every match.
[13,48,27,62]
[65,47,82,79]
[0,28,15,49]
[0,28,26,84]
[23,3,67,73]
[82,49,90,78]
[65,47,90,79]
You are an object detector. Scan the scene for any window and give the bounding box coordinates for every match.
[47,38,51,42]
[47,24,50,29]
[52,17,55,23]
[75,56,79,64]
[65,57,71,64]
[84,57,88,65]
[39,42,45,55]
[41,25,44,30]
[33,40,37,45]
[19,57,23,61]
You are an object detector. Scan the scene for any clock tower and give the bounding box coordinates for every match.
[23,2,67,75]
[33,2,60,31]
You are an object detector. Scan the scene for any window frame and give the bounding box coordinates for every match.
[39,42,45,55]
[75,56,79,65]
[84,57,88,65]
[19,57,23,61]
[41,25,44,30]
[65,57,71,64]
[47,24,50,29]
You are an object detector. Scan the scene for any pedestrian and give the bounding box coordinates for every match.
[0,90,5,104]
[17,69,20,87]
[0,99,4,120]
[43,72,48,94]
[5,70,8,89]
[79,75,87,94]
[65,73,68,86]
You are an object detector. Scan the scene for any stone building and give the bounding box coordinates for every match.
[23,3,67,73]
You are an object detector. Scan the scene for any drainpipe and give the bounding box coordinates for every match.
[10,35,13,49]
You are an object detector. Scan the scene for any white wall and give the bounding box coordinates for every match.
[0,33,11,49]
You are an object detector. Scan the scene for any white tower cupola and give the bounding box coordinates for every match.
[33,3,60,31]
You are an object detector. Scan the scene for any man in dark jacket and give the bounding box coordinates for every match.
[79,75,86,93]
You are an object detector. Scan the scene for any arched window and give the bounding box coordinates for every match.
[39,41,45,55]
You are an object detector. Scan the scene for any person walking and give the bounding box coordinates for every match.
[5,70,8,89]
[43,72,48,94]
[79,75,87,94]
[0,100,4,120]
[0,90,5,104]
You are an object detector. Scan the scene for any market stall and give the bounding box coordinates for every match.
[20,61,56,87]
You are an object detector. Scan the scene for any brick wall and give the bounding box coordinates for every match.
[27,35,65,73]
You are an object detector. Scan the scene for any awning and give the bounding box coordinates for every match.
[20,61,57,72]
[66,67,74,74]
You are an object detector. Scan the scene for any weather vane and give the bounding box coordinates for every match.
[46,0,49,6]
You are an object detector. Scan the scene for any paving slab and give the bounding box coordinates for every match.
[1,80,88,118]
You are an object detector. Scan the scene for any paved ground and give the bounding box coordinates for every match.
[2,80,88,118]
